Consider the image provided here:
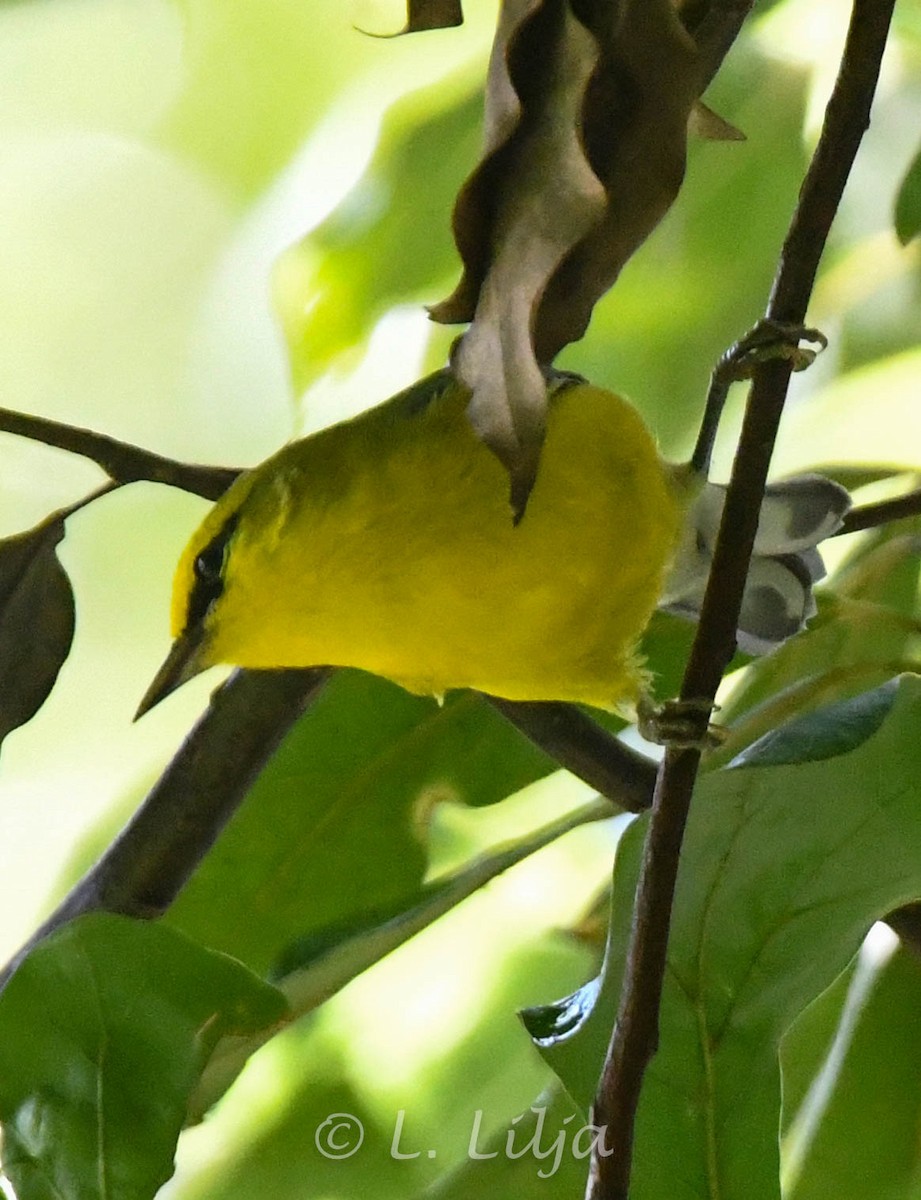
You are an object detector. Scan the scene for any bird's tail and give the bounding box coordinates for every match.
[661,473,851,653]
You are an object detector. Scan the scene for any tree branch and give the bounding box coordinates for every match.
[837,487,921,535]
[0,405,239,500]
[488,698,656,812]
[586,3,897,1196]
[0,668,329,991]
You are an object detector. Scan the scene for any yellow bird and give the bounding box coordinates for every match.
[137,368,847,719]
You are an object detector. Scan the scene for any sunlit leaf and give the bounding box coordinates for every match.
[773,348,921,477]
[0,914,286,1200]
[779,964,854,1138]
[0,516,75,751]
[425,1087,591,1198]
[157,0,379,200]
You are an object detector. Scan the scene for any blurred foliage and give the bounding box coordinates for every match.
[275,76,481,391]
[895,145,921,244]
[0,3,919,1200]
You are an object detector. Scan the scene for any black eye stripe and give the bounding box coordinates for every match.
[186,515,238,629]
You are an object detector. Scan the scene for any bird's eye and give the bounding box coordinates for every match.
[186,516,237,628]
[194,541,224,583]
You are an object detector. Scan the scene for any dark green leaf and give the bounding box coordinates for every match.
[729,677,897,767]
[0,914,286,1200]
[0,517,75,750]
[895,144,921,244]
[521,977,600,1045]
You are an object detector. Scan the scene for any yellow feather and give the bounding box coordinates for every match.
[157,371,691,713]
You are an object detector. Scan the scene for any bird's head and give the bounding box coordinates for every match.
[135,473,258,718]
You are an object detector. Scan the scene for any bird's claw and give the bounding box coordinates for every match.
[637,696,726,751]
[715,319,828,385]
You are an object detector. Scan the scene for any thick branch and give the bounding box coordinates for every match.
[0,668,329,991]
[587,3,897,1197]
[0,406,239,500]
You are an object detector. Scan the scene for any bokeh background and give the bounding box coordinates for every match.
[0,1,919,1196]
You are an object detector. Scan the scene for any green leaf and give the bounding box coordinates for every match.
[0,913,286,1200]
[774,348,921,476]
[715,519,921,761]
[786,946,921,1200]
[0,517,75,750]
[533,675,921,1200]
[183,935,598,1200]
[729,677,897,767]
[190,797,609,1118]
[424,1087,592,1198]
[779,964,854,1138]
[895,144,921,244]
[166,670,559,976]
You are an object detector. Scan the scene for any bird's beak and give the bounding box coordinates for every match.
[134,626,209,720]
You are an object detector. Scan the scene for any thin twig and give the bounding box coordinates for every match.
[586,3,897,1197]
[0,405,239,500]
[488,698,656,812]
[0,668,330,991]
[838,488,921,535]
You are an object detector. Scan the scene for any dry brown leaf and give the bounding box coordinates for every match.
[405,0,463,33]
[438,0,606,515]
[690,100,745,142]
[359,0,463,37]
[0,517,75,751]
[432,0,754,513]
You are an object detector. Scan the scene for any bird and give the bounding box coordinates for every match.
[136,365,849,722]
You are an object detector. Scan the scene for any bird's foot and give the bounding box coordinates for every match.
[715,319,828,387]
[637,695,726,751]
[691,320,827,475]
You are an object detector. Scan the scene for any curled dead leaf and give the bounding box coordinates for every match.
[433,0,754,513]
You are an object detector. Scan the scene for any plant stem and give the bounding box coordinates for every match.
[0,405,239,499]
[586,2,898,1195]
